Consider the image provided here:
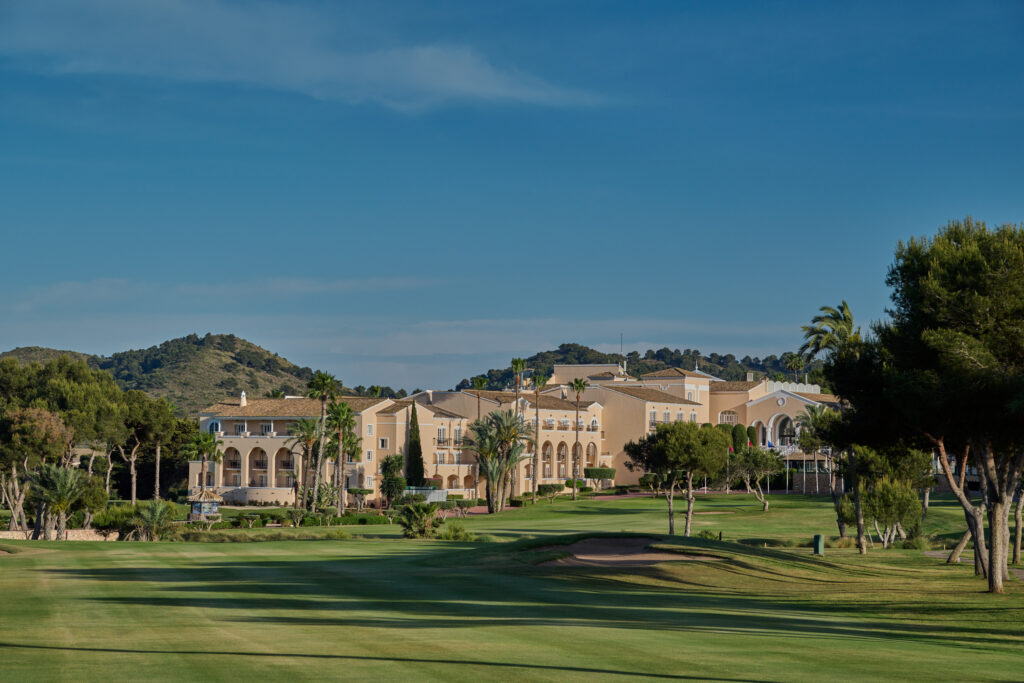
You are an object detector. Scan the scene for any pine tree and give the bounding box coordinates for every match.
[406,404,425,487]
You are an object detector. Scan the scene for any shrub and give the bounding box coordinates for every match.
[538,483,564,504]
[93,504,136,540]
[436,521,475,542]
[614,485,631,495]
[902,536,931,550]
[578,486,593,493]
[397,502,444,538]
[564,479,586,489]
[696,530,717,540]
[455,499,476,510]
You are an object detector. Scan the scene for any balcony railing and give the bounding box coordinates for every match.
[277,461,295,471]
[587,425,599,432]
[225,460,241,469]
[252,460,268,470]
[436,437,451,447]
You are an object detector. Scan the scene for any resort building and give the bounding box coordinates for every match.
[189,363,839,505]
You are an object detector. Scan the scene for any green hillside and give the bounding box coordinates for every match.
[1,334,315,417]
[455,342,827,390]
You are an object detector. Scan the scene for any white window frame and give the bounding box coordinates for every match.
[366,450,374,462]
[366,424,374,436]
[208,421,220,434]
[379,437,388,450]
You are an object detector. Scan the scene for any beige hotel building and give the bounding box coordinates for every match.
[190,363,837,505]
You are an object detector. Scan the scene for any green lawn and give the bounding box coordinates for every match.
[2,494,1022,681]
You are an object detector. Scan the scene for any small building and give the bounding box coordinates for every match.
[188,488,224,521]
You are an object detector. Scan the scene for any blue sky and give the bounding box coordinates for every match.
[1,1,1023,390]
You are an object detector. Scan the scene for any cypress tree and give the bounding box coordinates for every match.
[731,423,748,452]
[746,425,757,447]
[406,403,425,487]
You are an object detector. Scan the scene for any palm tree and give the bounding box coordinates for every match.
[799,300,860,359]
[463,410,533,513]
[306,371,341,511]
[29,464,84,540]
[133,500,175,541]
[327,400,357,516]
[264,389,286,398]
[531,372,549,503]
[287,418,320,510]
[785,354,804,383]
[569,378,588,501]
[511,358,526,410]
[470,376,488,495]
[186,432,224,496]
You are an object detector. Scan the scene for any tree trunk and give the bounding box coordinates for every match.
[988,499,1010,593]
[947,528,970,564]
[830,457,846,538]
[31,499,44,540]
[533,397,540,504]
[56,510,68,541]
[757,480,768,511]
[336,435,345,518]
[105,454,114,495]
[130,457,137,505]
[684,472,694,537]
[814,452,819,495]
[922,487,930,518]
[895,522,907,541]
[849,451,867,554]
[874,519,885,548]
[965,506,988,578]
[312,400,328,511]
[1014,494,1022,565]
[665,484,676,535]
[83,510,94,530]
[154,442,162,500]
[87,452,97,476]
[572,399,580,501]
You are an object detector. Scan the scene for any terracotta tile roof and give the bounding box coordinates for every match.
[201,396,386,418]
[603,385,701,405]
[463,390,593,411]
[794,393,835,403]
[709,381,762,393]
[376,399,413,415]
[588,371,616,379]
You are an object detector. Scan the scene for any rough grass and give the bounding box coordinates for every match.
[1,494,1022,681]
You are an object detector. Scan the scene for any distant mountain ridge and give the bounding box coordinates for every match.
[455,343,825,391]
[1,334,315,417]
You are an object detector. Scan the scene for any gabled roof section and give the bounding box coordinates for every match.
[709,381,762,393]
[640,367,701,379]
[201,396,387,418]
[746,390,819,409]
[602,385,701,405]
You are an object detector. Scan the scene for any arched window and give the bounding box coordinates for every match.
[686,391,693,401]
[542,442,552,461]
[719,410,738,425]
[586,443,597,466]
[676,411,683,422]
[208,421,220,434]
[557,443,567,461]
[690,411,697,423]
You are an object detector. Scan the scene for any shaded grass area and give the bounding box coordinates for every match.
[1,495,1022,681]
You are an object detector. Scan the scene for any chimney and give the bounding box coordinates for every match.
[239,391,247,407]
[426,390,433,404]
[745,372,754,382]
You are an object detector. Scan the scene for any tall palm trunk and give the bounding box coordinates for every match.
[475,394,481,497]
[533,391,541,503]
[154,442,162,499]
[200,453,209,493]
[337,428,346,517]
[310,400,328,511]
[572,396,581,501]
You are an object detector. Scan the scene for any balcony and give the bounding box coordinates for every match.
[225,460,241,470]
[278,461,295,471]
[587,425,599,432]
[251,460,268,470]
[436,437,452,447]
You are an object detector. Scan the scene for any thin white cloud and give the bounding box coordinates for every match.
[0,0,601,109]
[5,276,437,313]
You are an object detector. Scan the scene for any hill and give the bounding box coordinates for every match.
[454,343,827,390]
[1,334,316,417]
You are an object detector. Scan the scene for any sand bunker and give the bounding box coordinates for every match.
[540,537,723,567]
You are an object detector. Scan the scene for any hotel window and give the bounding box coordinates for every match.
[719,410,739,425]
[676,411,683,422]
[234,423,246,435]
[364,476,373,486]
[208,421,220,434]
[437,453,446,464]
[367,424,374,436]
[454,427,461,444]
[366,450,374,462]
[663,410,670,423]
[687,391,693,401]
[690,412,697,423]
[649,410,657,425]
[379,438,388,450]
[261,423,273,436]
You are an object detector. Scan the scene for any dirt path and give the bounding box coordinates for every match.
[540,537,723,567]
